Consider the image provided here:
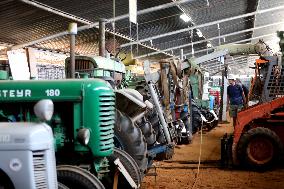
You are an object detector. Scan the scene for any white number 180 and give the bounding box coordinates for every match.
[45,89,60,96]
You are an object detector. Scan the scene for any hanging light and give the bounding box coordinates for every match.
[196,29,204,38]
[180,13,192,23]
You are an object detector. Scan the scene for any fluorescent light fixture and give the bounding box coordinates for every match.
[180,13,191,22]
[196,29,203,38]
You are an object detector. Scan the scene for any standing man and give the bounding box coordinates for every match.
[227,74,246,128]
[235,78,249,107]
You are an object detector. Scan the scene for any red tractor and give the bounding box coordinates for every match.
[222,49,284,169]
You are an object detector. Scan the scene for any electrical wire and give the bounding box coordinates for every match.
[191,118,203,189]
[190,110,216,189]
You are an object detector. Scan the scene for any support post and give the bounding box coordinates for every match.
[99,18,107,57]
[219,64,228,122]
[180,49,184,60]
[68,23,77,78]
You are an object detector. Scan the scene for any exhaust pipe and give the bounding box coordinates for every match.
[99,18,107,57]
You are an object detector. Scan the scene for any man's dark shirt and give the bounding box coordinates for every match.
[227,84,244,105]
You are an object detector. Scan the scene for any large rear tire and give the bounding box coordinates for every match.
[57,165,105,189]
[237,127,283,170]
[103,148,142,189]
[114,110,148,173]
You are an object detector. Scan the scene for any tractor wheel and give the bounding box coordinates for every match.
[237,127,283,170]
[57,165,105,189]
[191,102,203,134]
[58,182,70,189]
[181,131,192,145]
[137,118,157,147]
[176,132,183,145]
[192,111,201,134]
[0,171,14,189]
[180,112,193,144]
[114,110,148,173]
[147,111,166,144]
[103,147,142,189]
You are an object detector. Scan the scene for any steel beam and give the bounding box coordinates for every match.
[200,56,245,68]
[110,0,195,22]
[21,0,194,24]
[121,4,284,47]
[205,60,247,70]
[135,21,284,58]
[14,0,193,55]
[182,32,277,57]
[10,0,171,57]
[20,0,91,24]
[194,50,228,64]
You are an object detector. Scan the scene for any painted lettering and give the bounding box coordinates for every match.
[25,90,31,97]
[9,90,15,97]
[45,89,60,97]
[16,90,23,97]
[0,134,10,143]
[2,90,8,97]
[0,89,32,98]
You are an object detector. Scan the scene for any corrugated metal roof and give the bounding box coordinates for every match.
[0,0,77,44]
[1,0,281,70]
[252,0,284,52]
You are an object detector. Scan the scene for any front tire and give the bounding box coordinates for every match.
[237,127,283,170]
[57,165,105,189]
[103,148,142,189]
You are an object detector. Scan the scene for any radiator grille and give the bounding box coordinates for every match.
[75,60,94,70]
[99,94,115,152]
[74,60,94,76]
[33,150,48,189]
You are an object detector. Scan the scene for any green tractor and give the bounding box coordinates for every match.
[67,55,176,172]
[0,78,141,189]
[67,56,126,89]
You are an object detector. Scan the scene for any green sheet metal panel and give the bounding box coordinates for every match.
[189,74,199,100]
[0,79,115,157]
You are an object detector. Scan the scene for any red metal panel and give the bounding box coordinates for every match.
[233,97,284,144]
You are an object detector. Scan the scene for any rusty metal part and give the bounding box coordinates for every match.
[159,60,170,107]
[99,18,107,57]
[247,137,274,165]
[248,59,268,101]
[112,169,119,189]
[233,99,284,164]
[169,60,179,88]
[69,34,75,78]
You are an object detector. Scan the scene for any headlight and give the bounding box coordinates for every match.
[34,99,54,121]
[77,128,90,146]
